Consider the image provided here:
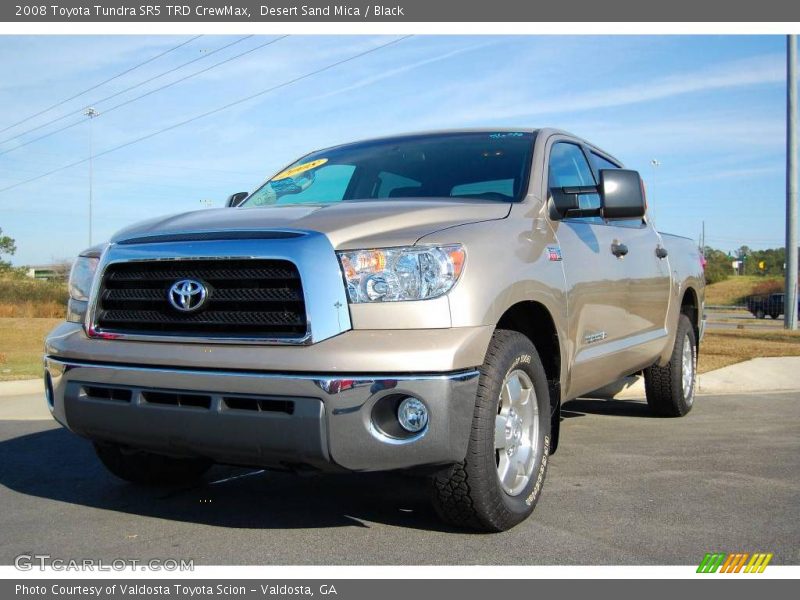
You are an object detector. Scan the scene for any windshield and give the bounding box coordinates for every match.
[242,131,535,207]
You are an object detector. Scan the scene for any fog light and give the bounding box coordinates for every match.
[397,397,428,433]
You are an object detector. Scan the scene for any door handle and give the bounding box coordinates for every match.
[655,246,669,259]
[611,242,628,257]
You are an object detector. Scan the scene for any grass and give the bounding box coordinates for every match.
[0,318,61,381]
[704,275,783,307]
[0,276,67,318]
[699,329,800,373]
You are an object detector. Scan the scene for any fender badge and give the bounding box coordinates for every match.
[547,246,563,261]
[584,331,608,344]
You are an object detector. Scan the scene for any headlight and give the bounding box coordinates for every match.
[337,245,465,303]
[68,256,99,302]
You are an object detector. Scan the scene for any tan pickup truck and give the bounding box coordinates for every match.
[44,128,705,531]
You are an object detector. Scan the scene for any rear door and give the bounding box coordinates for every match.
[587,150,672,347]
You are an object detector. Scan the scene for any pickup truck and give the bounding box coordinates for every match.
[746,292,796,319]
[44,128,705,532]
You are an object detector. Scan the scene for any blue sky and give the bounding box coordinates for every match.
[0,34,793,265]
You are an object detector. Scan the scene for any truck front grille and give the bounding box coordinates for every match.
[95,259,307,340]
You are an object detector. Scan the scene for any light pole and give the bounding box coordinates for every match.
[786,35,798,330]
[84,107,99,246]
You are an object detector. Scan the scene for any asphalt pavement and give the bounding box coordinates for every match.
[0,390,797,565]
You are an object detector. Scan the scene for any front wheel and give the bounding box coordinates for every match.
[755,308,766,319]
[431,330,551,532]
[644,314,697,417]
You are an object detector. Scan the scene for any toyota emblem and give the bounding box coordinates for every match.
[167,279,209,312]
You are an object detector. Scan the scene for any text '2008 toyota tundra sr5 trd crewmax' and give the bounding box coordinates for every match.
[45,129,705,532]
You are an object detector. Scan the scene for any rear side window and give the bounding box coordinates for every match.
[590,152,621,173]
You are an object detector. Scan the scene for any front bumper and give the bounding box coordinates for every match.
[44,357,479,472]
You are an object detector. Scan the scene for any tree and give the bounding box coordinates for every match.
[703,246,732,284]
[0,228,16,269]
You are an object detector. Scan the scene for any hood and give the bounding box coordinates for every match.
[110,199,511,249]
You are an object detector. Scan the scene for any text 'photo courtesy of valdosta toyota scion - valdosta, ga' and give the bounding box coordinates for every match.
[46,128,704,532]
[14,584,338,596]
[26,5,406,18]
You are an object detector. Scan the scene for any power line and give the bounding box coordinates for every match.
[0,35,288,157]
[0,36,202,135]
[0,35,253,147]
[0,35,412,195]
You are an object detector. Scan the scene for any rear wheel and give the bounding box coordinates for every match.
[755,308,766,319]
[769,312,780,319]
[431,330,551,532]
[94,442,212,485]
[644,314,697,417]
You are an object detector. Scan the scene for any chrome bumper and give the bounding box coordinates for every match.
[44,357,479,472]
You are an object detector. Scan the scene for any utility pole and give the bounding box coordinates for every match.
[84,107,99,247]
[786,36,798,330]
[701,221,706,258]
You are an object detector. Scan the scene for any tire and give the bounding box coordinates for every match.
[431,330,551,532]
[94,442,212,486]
[755,309,765,319]
[769,313,780,320]
[644,314,697,417]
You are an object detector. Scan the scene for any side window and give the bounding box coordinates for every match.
[376,171,422,198]
[590,152,621,174]
[548,142,601,216]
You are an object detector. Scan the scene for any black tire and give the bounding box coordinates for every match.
[769,313,780,320]
[431,330,551,532]
[644,314,697,417]
[755,309,765,319]
[94,442,212,486]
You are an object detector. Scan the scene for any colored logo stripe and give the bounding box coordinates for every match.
[745,553,773,573]
[697,552,773,573]
[697,553,726,573]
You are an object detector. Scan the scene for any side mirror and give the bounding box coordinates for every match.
[599,169,646,220]
[226,192,249,208]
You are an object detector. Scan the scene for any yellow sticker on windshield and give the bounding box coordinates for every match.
[271,158,328,181]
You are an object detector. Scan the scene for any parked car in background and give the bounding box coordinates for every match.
[747,293,792,319]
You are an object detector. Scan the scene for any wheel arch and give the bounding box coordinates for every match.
[494,300,563,452]
[680,286,701,346]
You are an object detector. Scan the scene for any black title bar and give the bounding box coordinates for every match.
[3,0,800,22]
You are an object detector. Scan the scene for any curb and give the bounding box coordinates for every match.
[590,356,800,399]
[0,378,43,396]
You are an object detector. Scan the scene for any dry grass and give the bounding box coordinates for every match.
[0,301,65,318]
[704,275,784,306]
[0,318,62,381]
[699,329,800,373]
[0,277,67,318]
